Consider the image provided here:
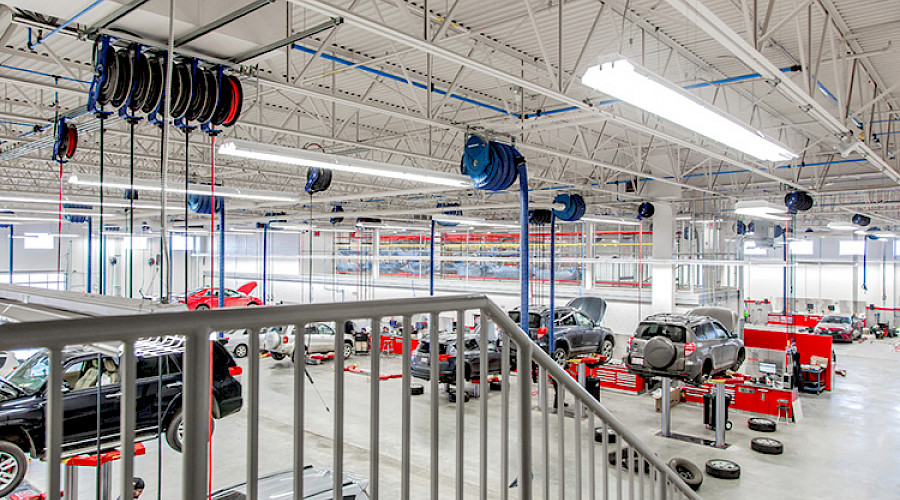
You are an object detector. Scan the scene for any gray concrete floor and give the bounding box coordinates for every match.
[19,336,900,499]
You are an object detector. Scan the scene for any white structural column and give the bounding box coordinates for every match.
[372,229,381,280]
[651,203,675,313]
[583,222,595,290]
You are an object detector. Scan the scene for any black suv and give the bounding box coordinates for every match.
[411,335,502,383]
[0,338,243,496]
[509,297,616,365]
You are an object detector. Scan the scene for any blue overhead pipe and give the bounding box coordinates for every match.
[27,0,107,50]
[429,219,435,296]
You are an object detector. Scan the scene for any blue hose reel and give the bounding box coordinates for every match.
[435,202,462,226]
[784,191,813,213]
[63,203,92,224]
[552,193,586,222]
[637,202,655,220]
[461,135,521,191]
[187,192,224,214]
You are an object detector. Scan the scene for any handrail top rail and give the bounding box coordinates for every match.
[0,294,492,351]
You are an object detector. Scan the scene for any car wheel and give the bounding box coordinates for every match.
[731,349,746,371]
[748,417,776,432]
[667,457,702,491]
[270,352,285,361]
[607,447,650,474]
[750,437,783,455]
[195,304,209,310]
[247,302,260,307]
[166,409,215,453]
[705,459,740,479]
[692,360,713,386]
[233,344,248,358]
[343,342,354,359]
[552,347,569,365]
[600,339,614,360]
[0,441,27,497]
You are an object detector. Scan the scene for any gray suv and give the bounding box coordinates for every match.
[626,307,744,385]
[509,297,615,365]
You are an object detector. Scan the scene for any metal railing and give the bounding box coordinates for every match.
[0,293,700,500]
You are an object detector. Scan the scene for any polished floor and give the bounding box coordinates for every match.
[20,336,900,499]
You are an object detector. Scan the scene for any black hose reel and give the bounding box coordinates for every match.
[784,191,814,213]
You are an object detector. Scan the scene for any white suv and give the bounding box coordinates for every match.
[263,323,355,362]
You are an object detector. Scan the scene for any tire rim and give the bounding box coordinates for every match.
[602,341,614,358]
[176,420,184,447]
[343,344,353,358]
[0,451,18,489]
[235,345,247,358]
[675,465,693,480]
[756,439,779,447]
[553,350,567,365]
[709,460,737,470]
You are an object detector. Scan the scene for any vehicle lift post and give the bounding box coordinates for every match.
[714,380,727,448]
[660,377,672,437]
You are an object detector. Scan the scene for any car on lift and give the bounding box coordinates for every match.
[625,307,745,385]
[411,334,502,383]
[813,314,862,342]
[211,466,369,499]
[0,338,243,496]
[179,282,261,310]
[263,323,355,362]
[507,297,616,365]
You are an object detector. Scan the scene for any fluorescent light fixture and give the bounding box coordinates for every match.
[171,234,196,251]
[431,215,518,228]
[0,194,164,210]
[357,223,429,231]
[68,174,299,203]
[839,240,865,256]
[23,234,53,249]
[827,222,858,231]
[871,231,897,239]
[581,216,642,226]
[23,232,77,238]
[120,237,149,251]
[789,240,814,255]
[734,200,790,221]
[0,216,64,223]
[675,215,692,221]
[218,139,473,188]
[691,219,723,224]
[581,59,796,162]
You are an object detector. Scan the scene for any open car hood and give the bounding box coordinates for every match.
[565,296,607,324]
[686,306,738,332]
[236,281,258,295]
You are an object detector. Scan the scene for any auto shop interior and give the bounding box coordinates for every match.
[0,0,896,499]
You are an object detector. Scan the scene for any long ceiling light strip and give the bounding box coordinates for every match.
[0,194,166,210]
[431,215,519,228]
[580,216,642,226]
[67,174,299,203]
[218,139,473,188]
[582,59,796,162]
[734,200,790,221]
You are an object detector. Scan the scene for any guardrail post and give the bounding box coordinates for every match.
[247,328,260,499]
[46,347,63,500]
[182,330,211,500]
[120,340,136,500]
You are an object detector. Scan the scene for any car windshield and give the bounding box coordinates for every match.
[821,316,850,324]
[637,323,687,343]
[6,350,49,395]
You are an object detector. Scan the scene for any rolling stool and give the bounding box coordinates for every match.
[776,399,791,424]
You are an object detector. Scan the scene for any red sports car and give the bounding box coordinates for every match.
[181,282,261,310]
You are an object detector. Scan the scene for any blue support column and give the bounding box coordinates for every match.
[518,164,529,334]
[430,219,435,296]
[86,217,92,293]
[549,213,556,356]
[262,223,268,305]
[219,206,226,308]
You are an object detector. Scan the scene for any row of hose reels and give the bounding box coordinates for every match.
[52,119,78,162]
[460,135,522,191]
[187,189,224,214]
[88,35,243,128]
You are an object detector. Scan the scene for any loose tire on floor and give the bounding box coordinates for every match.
[593,427,617,444]
[410,383,424,396]
[748,417,777,432]
[751,437,784,455]
[607,447,650,474]
[0,441,27,497]
[667,457,702,491]
[270,352,285,360]
[705,459,741,479]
